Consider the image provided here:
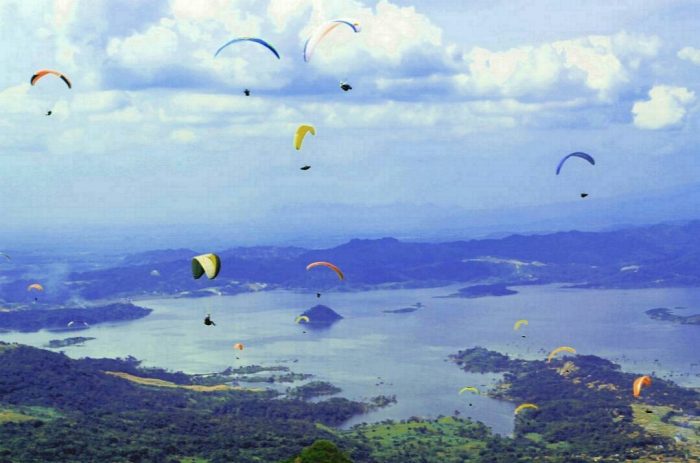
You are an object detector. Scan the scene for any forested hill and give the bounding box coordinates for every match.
[0,342,370,462]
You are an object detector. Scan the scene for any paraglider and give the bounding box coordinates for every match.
[204,314,216,326]
[546,346,576,363]
[513,319,528,331]
[633,375,652,398]
[555,152,595,175]
[30,70,72,88]
[306,261,344,280]
[316,292,321,298]
[233,343,244,351]
[301,165,311,171]
[459,386,479,395]
[295,315,310,324]
[0,253,11,261]
[46,111,52,116]
[67,321,89,328]
[214,38,280,59]
[340,81,352,91]
[294,125,316,150]
[243,89,250,96]
[192,254,221,280]
[27,283,44,292]
[303,20,361,62]
[514,403,538,415]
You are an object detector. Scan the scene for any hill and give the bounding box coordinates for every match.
[3,220,700,302]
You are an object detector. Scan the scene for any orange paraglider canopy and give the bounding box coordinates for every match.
[30,70,72,88]
[306,261,344,280]
[233,343,244,351]
[633,375,652,398]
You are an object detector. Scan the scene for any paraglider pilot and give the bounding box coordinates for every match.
[340,81,352,92]
[204,314,216,326]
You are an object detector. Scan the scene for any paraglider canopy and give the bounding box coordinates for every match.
[555,152,595,175]
[68,321,89,328]
[459,386,479,395]
[306,261,344,280]
[233,343,244,351]
[546,346,576,363]
[27,283,44,292]
[30,70,72,88]
[192,254,221,280]
[294,124,316,150]
[514,403,538,415]
[513,319,528,331]
[304,20,361,62]
[633,375,652,398]
[295,315,310,324]
[300,165,311,171]
[214,37,280,59]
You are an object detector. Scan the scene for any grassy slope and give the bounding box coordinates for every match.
[104,371,265,392]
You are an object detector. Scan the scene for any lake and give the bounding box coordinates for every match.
[3,284,700,436]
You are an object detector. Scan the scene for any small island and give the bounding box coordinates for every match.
[44,337,96,349]
[383,302,423,314]
[646,307,700,325]
[289,381,342,400]
[383,307,418,314]
[440,283,518,299]
[298,304,343,327]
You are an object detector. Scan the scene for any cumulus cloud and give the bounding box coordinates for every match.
[453,32,660,101]
[678,46,700,65]
[632,85,695,130]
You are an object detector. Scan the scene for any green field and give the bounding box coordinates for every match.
[348,417,492,462]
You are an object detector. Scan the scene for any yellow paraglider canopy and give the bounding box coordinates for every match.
[295,315,310,324]
[514,403,538,415]
[27,283,44,292]
[546,346,576,363]
[294,124,316,150]
[459,386,479,395]
[192,254,221,280]
[513,319,528,331]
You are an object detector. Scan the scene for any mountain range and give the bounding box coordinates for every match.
[3,220,700,303]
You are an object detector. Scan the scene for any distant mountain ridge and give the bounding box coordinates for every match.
[3,220,700,302]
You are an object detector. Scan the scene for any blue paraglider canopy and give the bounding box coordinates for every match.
[214,37,280,59]
[556,152,595,175]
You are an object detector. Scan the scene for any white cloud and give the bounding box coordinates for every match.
[632,85,695,130]
[170,129,196,143]
[300,0,442,73]
[678,46,700,65]
[453,32,659,101]
[107,20,180,70]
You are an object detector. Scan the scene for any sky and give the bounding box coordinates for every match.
[1,0,699,250]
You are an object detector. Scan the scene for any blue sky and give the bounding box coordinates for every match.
[1,0,699,249]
